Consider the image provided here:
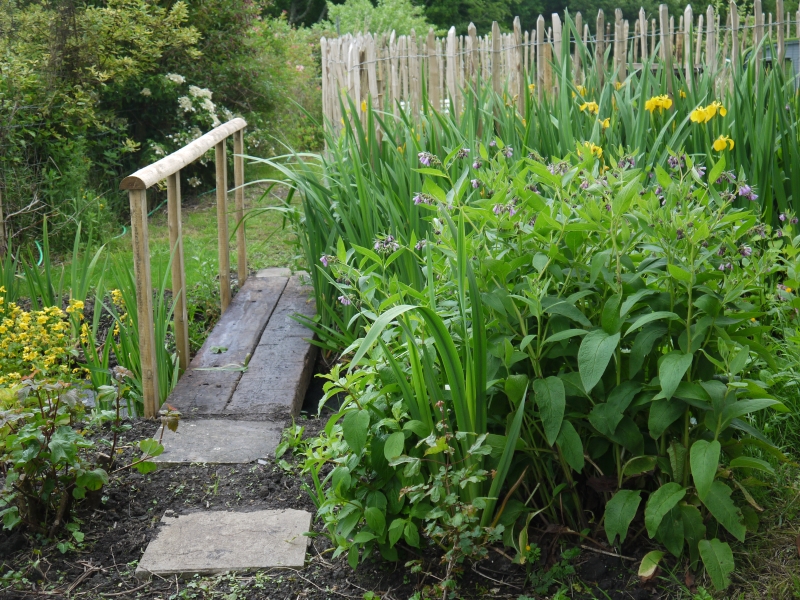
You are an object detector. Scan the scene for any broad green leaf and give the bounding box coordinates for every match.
[404,522,420,547]
[384,431,405,460]
[388,519,405,547]
[556,421,584,472]
[604,489,641,545]
[648,398,686,439]
[365,507,386,535]
[623,455,657,477]
[656,507,685,557]
[533,377,565,446]
[423,436,449,456]
[658,351,693,400]
[681,504,706,566]
[708,155,726,187]
[728,345,750,376]
[134,461,158,474]
[629,325,667,377]
[667,441,688,484]
[578,330,620,393]
[624,311,680,337]
[543,329,588,345]
[342,409,371,453]
[645,482,686,538]
[702,481,746,542]
[667,264,693,283]
[690,439,720,501]
[48,426,81,464]
[638,550,664,579]
[601,294,623,334]
[414,167,448,178]
[505,374,529,406]
[139,438,164,458]
[699,538,735,590]
[76,469,108,492]
[544,302,592,327]
[729,456,775,474]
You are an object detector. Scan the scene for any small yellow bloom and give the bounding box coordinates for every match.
[580,141,603,158]
[712,135,734,151]
[528,83,535,93]
[679,89,687,98]
[579,101,599,115]
[599,117,610,129]
[787,287,793,293]
[750,317,756,322]
[397,145,404,153]
[360,100,367,112]
[645,95,672,113]
[576,85,587,96]
[690,101,726,123]
[615,81,623,90]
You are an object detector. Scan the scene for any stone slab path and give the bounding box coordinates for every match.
[135,509,312,578]
[137,271,317,578]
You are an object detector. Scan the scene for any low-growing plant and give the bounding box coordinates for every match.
[294,140,795,590]
[0,377,164,539]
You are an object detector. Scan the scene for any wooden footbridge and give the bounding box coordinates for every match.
[119,118,316,420]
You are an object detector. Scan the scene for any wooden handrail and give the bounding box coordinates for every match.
[120,118,246,190]
[121,118,248,417]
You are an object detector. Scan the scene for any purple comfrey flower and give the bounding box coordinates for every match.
[502,146,514,158]
[528,215,538,227]
[605,204,612,212]
[527,183,539,193]
[489,140,497,147]
[493,204,503,215]
[667,154,684,170]
[414,240,427,251]
[780,213,787,222]
[618,156,636,169]
[418,152,434,167]
[739,245,752,257]
[471,179,481,189]
[414,193,434,205]
[472,160,482,169]
[696,165,706,177]
[718,262,733,272]
[676,229,685,240]
[338,295,352,306]
[792,217,799,225]
[509,206,518,216]
[580,180,589,189]
[456,147,470,159]
[748,192,758,201]
[738,184,752,197]
[320,255,329,267]
[717,246,726,256]
[777,229,784,238]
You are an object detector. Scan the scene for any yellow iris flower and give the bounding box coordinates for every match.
[579,101,599,115]
[712,135,734,151]
[644,95,673,113]
[599,117,610,129]
[580,141,603,158]
[690,101,727,123]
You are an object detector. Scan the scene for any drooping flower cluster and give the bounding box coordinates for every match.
[738,184,758,202]
[374,235,400,254]
[413,193,436,205]
[418,152,439,167]
[455,147,470,159]
[492,197,520,217]
[667,154,686,170]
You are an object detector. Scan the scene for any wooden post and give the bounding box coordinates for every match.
[233,129,246,287]
[0,188,5,258]
[167,173,189,373]
[676,16,684,66]
[514,16,524,114]
[614,9,623,81]
[778,0,786,65]
[552,13,562,67]
[446,27,458,116]
[544,28,553,97]
[129,188,159,417]
[574,12,583,84]
[215,141,231,313]
[537,16,546,100]
[651,19,656,57]
[685,5,694,87]
[427,30,438,112]
[469,23,479,88]
[660,4,673,96]
[796,8,800,38]
[596,10,605,87]
[640,8,647,62]
[623,19,629,79]
[634,19,640,63]
[755,0,764,69]
[492,22,502,98]
[706,6,716,73]
[320,37,329,130]
[695,14,703,68]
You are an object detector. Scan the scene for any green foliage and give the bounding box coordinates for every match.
[320,0,432,35]
[274,111,798,588]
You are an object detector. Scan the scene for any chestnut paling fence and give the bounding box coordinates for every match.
[320,0,798,134]
[120,118,247,418]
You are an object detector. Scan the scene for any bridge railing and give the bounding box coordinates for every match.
[120,118,247,418]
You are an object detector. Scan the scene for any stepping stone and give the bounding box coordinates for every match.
[153,420,283,464]
[135,509,312,579]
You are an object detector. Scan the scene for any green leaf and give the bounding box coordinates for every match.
[505,374,529,405]
[645,482,686,538]
[404,522,420,547]
[578,330,620,393]
[423,436,449,456]
[542,329,588,345]
[699,538,735,590]
[48,426,81,464]
[729,456,775,474]
[658,351,694,400]
[655,507,685,557]
[648,398,686,439]
[384,431,405,461]
[556,421,584,472]
[681,504,706,566]
[629,325,666,377]
[638,550,664,579]
[414,167,448,178]
[134,461,158,474]
[76,469,108,492]
[544,302,592,327]
[624,311,680,337]
[690,440,720,501]
[702,481,746,542]
[388,519,405,547]
[623,455,657,477]
[342,410,371,453]
[667,264,693,283]
[347,545,359,569]
[533,377,565,446]
[138,438,164,458]
[604,490,641,545]
[708,155,726,187]
[365,507,386,535]
[601,294,623,334]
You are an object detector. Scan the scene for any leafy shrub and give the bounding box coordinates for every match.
[0,377,164,540]
[317,0,432,36]
[293,141,794,590]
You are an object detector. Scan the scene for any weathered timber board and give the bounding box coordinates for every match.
[167,276,288,415]
[226,276,317,416]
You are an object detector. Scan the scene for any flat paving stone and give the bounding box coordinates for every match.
[256,267,292,278]
[136,509,312,578]
[153,420,283,464]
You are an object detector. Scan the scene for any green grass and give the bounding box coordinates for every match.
[105,166,299,292]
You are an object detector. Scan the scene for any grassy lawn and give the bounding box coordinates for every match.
[105,164,299,291]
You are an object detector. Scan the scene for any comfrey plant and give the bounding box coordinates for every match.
[300,140,794,591]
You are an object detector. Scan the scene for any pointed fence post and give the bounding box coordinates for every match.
[167,173,189,374]
[596,10,605,87]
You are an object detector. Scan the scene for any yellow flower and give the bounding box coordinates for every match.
[712,135,734,151]
[576,85,587,96]
[615,81,623,90]
[599,117,610,129]
[679,89,687,98]
[580,141,603,158]
[528,83,535,94]
[787,287,793,293]
[579,101,599,115]
[360,100,367,112]
[397,145,404,153]
[690,101,726,123]
[645,95,673,113]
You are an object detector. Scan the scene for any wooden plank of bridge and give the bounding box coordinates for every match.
[166,276,288,415]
